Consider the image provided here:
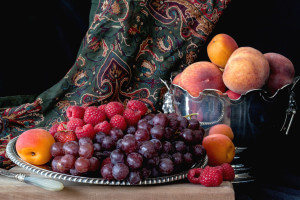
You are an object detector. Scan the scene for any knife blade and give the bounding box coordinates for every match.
[0,168,64,191]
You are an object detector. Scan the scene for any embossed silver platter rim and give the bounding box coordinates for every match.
[7,136,208,186]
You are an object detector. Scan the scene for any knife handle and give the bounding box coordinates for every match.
[22,175,64,191]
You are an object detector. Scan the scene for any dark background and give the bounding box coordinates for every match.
[1,1,300,199]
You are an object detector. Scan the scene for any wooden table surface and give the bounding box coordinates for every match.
[0,167,235,200]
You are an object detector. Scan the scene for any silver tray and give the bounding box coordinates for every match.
[6,136,208,186]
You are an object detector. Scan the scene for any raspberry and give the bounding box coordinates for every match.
[110,114,127,131]
[220,163,235,181]
[126,100,148,116]
[49,123,59,136]
[75,124,96,139]
[67,118,85,131]
[54,131,77,143]
[57,122,67,132]
[98,104,106,112]
[105,101,124,119]
[66,105,85,119]
[123,108,141,126]
[199,166,223,187]
[187,168,203,184]
[94,120,112,135]
[83,106,106,125]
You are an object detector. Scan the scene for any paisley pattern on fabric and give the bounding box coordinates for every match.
[0,0,230,168]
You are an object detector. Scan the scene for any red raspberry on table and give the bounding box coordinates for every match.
[75,124,96,139]
[83,106,106,126]
[66,105,85,119]
[54,131,77,143]
[110,114,127,131]
[126,100,148,116]
[94,120,112,135]
[199,166,223,187]
[57,122,67,132]
[105,101,124,119]
[187,168,203,184]
[220,163,235,181]
[49,123,59,136]
[123,108,141,126]
[67,118,85,131]
[98,104,106,112]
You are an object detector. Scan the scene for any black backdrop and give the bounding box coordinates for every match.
[1,1,300,199]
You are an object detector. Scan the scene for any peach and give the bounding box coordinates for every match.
[16,128,55,165]
[223,47,270,94]
[172,72,182,85]
[208,124,234,140]
[207,33,238,68]
[226,89,241,100]
[202,134,235,166]
[264,52,295,95]
[179,61,226,97]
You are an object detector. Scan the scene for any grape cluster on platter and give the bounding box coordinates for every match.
[49,101,206,185]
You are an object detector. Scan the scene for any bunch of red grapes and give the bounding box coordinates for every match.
[50,112,206,184]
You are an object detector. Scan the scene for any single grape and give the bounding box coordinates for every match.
[94,132,106,143]
[181,129,193,143]
[93,142,102,152]
[183,152,194,166]
[177,116,188,130]
[142,113,155,121]
[168,117,180,130]
[192,129,204,144]
[51,156,62,172]
[128,171,141,185]
[79,142,94,158]
[162,141,173,153]
[101,136,116,151]
[60,154,76,170]
[150,125,165,139]
[109,128,124,142]
[101,163,114,180]
[174,140,187,153]
[135,128,150,141]
[70,168,81,176]
[152,113,169,127]
[126,152,143,169]
[63,141,79,156]
[193,144,206,159]
[89,157,100,172]
[172,152,183,166]
[159,158,174,175]
[121,134,137,153]
[160,153,172,160]
[164,127,175,140]
[150,139,162,152]
[110,149,125,164]
[147,156,160,167]
[126,126,136,135]
[138,141,157,159]
[140,167,151,179]
[112,163,129,181]
[137,121,152,131]
[188,118,199,130]
[79,137,93,146]
[75,157,90,173]
[50,142,64,157]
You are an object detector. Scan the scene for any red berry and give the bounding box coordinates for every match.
[199,166,223,187]
[49,123,59,136]
[110,114,127,131]
[105,101,124,119]
[83,106,106,126]
[57,122,67,132]
[66,105,85,119]
[220,163,235,181]
[98,104,106,112]
[123,108,141,126]
[127,100,148,116]
[75,124,96,139]
[54,131,77,143]
[94,121,112,135]
[67,118,85,131]
[187,168,203,184]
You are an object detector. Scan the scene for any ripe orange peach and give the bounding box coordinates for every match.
[208,124,234,140]
[16,128,55,165]
[172,72,182,85]
[223,47,270,94]
[264,52,295,95]
[179,61,226,97]
[202,134,235,166]
[207,34,238,68]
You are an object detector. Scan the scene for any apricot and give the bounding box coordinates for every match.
[223,47,270,94]
[179,61,226,97]
[202,134,235,166]
[208,124,234,140]
[16,128,55,165]
[172,72,182,85]
[207,34,238,68]
[264,52,295,95]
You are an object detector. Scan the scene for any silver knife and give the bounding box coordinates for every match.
[0,168,64,191]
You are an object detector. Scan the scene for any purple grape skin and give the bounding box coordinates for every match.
[193,144,206,159]
[109,128,124,142]
[101,136,116,151]
[50,142,64,157]
[78,142,94,158]
[174,140,187,153]
[181,129,194,143]
[60,154,76,170]
[121,134,138,153]
[51,156,62,172]
[152,113,169,127]
[172,152,183,166]
[126,152,143,169]
[88,157,100,172]
[188,118,200,130]
[112,163,129,180]
[101,163,114,180]
[94,132,106,144]
[75,157,90,173]
[110,149,125,164]
[138,141,157,159]
[159,158,174,175]
[135,128,150,141]
[79,137,93,146]
[150,125,165,139]
[128,171,142,185]
[162,141,173,153]
[63,141,79,156]
[192,129,204,144]
[150,139,162,152]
